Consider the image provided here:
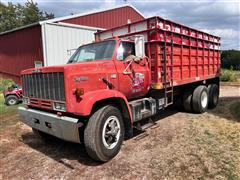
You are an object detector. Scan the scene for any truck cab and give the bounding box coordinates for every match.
[67,38,150,100]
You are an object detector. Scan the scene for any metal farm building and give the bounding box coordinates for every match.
[0,4,145,83]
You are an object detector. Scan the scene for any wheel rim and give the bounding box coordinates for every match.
[8,99,16,105]
[201,91,208,108]
[102,115,121,150]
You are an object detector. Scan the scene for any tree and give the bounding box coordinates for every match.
[221,50,240,70]
[0,0,54,33]
[0,2,22,32]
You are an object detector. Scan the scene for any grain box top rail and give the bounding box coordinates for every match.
[95,16,221,45]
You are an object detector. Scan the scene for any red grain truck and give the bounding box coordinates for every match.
[18,16,221,162]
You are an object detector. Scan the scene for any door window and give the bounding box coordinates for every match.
[117,42,135,61]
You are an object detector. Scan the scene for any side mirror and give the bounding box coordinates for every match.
[135,35,145,58]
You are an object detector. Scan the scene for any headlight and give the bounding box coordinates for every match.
[53,102,66,112]
[23,97,30,105]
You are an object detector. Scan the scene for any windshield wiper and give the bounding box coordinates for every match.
[85,59,94,61]
[67,59,93,64]
[67,60,73,64]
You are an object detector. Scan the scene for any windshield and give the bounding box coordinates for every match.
[68,40,116,63]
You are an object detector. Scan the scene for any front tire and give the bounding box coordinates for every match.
[192,85,208,113]
[84,105,124,162]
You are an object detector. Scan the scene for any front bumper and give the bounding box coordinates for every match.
[18,107,81,143]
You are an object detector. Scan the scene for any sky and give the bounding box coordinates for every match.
[2,0,240,50]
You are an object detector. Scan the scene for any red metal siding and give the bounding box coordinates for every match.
[0,72,20,84]
[61,6,144,29]
[0,25,43,82]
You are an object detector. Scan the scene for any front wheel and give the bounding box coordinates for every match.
[84,105,124,162]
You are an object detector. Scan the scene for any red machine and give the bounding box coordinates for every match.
[4,85,23,106]
[18,16,220,162]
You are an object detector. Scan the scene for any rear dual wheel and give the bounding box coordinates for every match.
[183,89,194,112]
[183,85,216,113]
[207,84,219,109]
[192,86,209,113]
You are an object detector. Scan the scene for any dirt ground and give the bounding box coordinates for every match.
[0,85,239,180]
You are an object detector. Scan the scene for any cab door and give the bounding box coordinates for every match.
[114,41,150,99]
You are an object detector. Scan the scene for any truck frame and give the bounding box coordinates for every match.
[18,16,220,162]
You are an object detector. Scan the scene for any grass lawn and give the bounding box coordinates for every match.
[0,94,22,115]
[0,93,23,131]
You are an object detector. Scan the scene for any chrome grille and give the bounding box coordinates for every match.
[22,72,65,101]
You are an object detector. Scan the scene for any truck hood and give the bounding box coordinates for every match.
[21,65,65,74]
[21,61,102,75]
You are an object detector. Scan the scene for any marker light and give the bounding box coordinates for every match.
[53,102,66,112]
[75,88,84,98]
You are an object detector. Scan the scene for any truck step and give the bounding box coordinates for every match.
[141,109,152,119]
[135,118,156,131]
[141,121,155,130]
[161,72,168,76]
[161,60,168,63]
[166,102,173,106]
[133,133,149,141]
[163,81,171,84]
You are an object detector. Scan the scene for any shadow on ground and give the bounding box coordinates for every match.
[21,106,179,167]
[21,96,239,168]
[21,132,101,168]
[207,96,240,122]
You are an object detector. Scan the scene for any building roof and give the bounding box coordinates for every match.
[42,4,145,24]
[0,22,39,35]
[0,4,145,36]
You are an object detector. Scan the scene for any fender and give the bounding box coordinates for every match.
[69,89,133,123]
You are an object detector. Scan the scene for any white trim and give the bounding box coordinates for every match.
[54,22,105,31]
[41,23,48,66]
[39,4,145,25]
